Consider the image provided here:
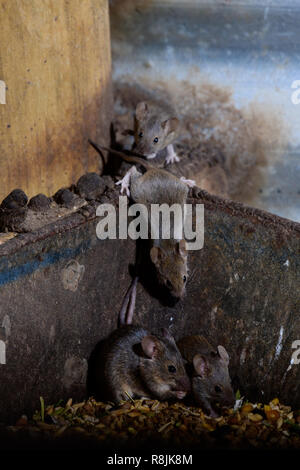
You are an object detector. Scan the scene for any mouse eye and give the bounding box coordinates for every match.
[215,385,222,393]
[153,137,159,143]
[183,275,187,283]
[139,131,143,138]
[168,365,176,373]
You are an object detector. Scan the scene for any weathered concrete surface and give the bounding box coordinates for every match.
[0,185,299,422]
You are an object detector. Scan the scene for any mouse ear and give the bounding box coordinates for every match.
[150,246,164,266]
[217,345,230,365]
[161,328,175,342]
[177,239,187,257]
[161,117,179,135]
[141,335,160,359]
[193,354,211,377]
[135,101,149,121]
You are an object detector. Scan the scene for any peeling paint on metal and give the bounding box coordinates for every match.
[49,325,55,344]
[62,356,88,390]
[2,315,11,337]
[0,240,90,288]
[0,340,6,365]
[275,326,284,360]
[62,260,85,292]
[240,348,246,365]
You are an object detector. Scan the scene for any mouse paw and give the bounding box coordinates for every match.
[146,153,157,160]
[116,176,131,197]
[206,408,219,418]
[180,176,196,188]
[166,144,180,165]
[174,391,187,400]
[165,152,180,165]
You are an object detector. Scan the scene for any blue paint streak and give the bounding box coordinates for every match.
[0,240,90,287]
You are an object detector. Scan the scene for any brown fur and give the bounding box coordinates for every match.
[90,143,190,299]
[177,335,235,416]
[130,167,189,299]
[97,326,190,402]
[134,101,179,157]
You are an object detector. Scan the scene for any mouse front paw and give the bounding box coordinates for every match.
[165,144,180,165]
[174,390,187,400]
[180,176,196,188]
[205,408,219,418]
[165,152,180,165]
[116,175,131,197]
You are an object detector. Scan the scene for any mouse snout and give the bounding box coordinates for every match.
[170,285,186,300]
[176,375,191,393]
[223,389,236,407]
[134,140,152,156]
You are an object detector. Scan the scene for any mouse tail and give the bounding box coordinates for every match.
[88,140,150,170]
[119,276,139,326]
[88,139,106,170]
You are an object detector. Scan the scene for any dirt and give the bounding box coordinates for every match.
[113,79,288,203]
[0,175,114,234]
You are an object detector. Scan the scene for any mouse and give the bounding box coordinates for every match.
[177,335,235,417]
[94,277,191,403]
[91,144,195,299]
[133,101,180,165]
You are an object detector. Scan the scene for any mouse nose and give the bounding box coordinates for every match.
[135,141,148,155]
[171,286,185,300]
[224,389,236,407]
[177,376,191,392]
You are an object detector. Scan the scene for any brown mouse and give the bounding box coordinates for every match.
[177,335,235,417]
[95,277,190,403]
[92,144,195,299]
[134,101,180,165]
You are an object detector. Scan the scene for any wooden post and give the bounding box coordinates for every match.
[0,0,113,201]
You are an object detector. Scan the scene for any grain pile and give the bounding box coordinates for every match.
[3,397,300,450]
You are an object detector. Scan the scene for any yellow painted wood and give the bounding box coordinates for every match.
[0,0,113,201]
